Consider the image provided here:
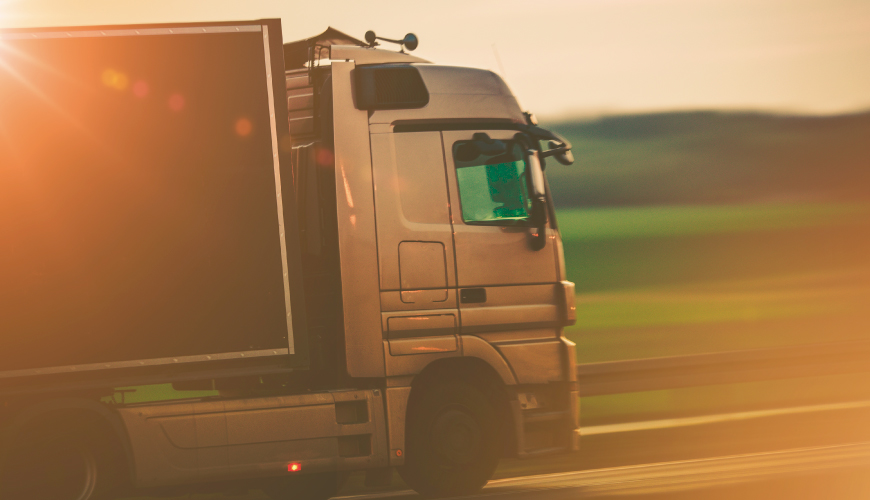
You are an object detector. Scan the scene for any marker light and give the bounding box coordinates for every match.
[288,462,302,472]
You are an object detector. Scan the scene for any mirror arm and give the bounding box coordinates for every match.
[519,124,574,166]
[519,124,572,150]
[539,144,570,159]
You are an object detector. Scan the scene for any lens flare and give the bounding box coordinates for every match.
[316,148,334,166]
[234,118,252,137]
[101,69,128,90]
[0,41,94,139]
[132,80,149,98]
[168,93,185,112]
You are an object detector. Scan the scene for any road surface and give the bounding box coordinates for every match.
[342,442,870,500]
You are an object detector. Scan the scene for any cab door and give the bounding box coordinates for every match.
[441,130,562,345]
[370,131,460,370]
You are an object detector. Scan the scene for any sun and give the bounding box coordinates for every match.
[0,0,23,28]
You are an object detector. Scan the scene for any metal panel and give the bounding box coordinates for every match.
[388,336,459,356]
[461,305,560,334]
[0,19,305,379]
[495,340,564,385]
[380,290,458,312]
[261,24,296,355]
[398,242,448,301]
[119,389,389,488]
[383,340,460,377]
[330,45,430,65]
[460,336,517,385]
[118,403,199,487]
[475,328,560,344]
[385,386,411,466]
[0,25,262,40]
[368,66,525,126]
[458,284,562,334]
[369,131,456,292]
[330,62,386,378]
[0,349,289,380]
[386,314,456,339]
[194,400,229,473]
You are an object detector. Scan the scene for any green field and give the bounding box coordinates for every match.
[539,110,870,424]
[558,201,870,348]
[559,202,869,323]
[557,203,866,242]
[555,200,870,424]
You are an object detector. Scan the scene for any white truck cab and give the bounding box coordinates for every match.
[283,30,579,495]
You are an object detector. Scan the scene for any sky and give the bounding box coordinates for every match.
[1,0,869,119]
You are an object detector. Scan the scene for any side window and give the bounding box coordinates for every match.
[453,138,532,225]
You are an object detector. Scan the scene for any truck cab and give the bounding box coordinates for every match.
[283,31,580,495]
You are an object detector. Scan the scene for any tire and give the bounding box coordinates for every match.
[262,471,345,500]
[1,424,122,500]
[398,381,503,497]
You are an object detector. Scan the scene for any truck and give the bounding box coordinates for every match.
[0,18,578,500]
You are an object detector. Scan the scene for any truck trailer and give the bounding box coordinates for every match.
[0,19,578,500]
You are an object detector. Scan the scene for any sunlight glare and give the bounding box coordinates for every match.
[0,36,103,152]
[101,69,129,91]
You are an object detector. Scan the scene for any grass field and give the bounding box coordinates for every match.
[554,200,870,425]
[559,202,870,353]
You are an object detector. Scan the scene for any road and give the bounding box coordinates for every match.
[342,442,870,500]
[342,401,870,500]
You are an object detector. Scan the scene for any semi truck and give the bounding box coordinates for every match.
[0,19,578,500]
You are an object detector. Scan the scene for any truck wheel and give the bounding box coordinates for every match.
[1,425,121,500]
[262,471,345,500]
[399,381,502,497]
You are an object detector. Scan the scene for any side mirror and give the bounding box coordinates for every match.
[526,150,548,251]
[548,140,575,166]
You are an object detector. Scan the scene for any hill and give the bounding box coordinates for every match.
[543,111,870,207]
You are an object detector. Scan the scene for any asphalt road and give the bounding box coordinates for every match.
[341,442,870,500]
[339,401,870,500]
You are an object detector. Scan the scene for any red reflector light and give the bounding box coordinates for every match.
[288,462,302,472]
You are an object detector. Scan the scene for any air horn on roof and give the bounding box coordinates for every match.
[364,31,419,52]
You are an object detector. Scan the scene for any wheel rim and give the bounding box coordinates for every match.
[431,408,482,466]
[73,445,99,500]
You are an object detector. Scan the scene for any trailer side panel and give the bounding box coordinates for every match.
[0,21,303,377]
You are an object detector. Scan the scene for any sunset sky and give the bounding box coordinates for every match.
[1,0,869,119]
